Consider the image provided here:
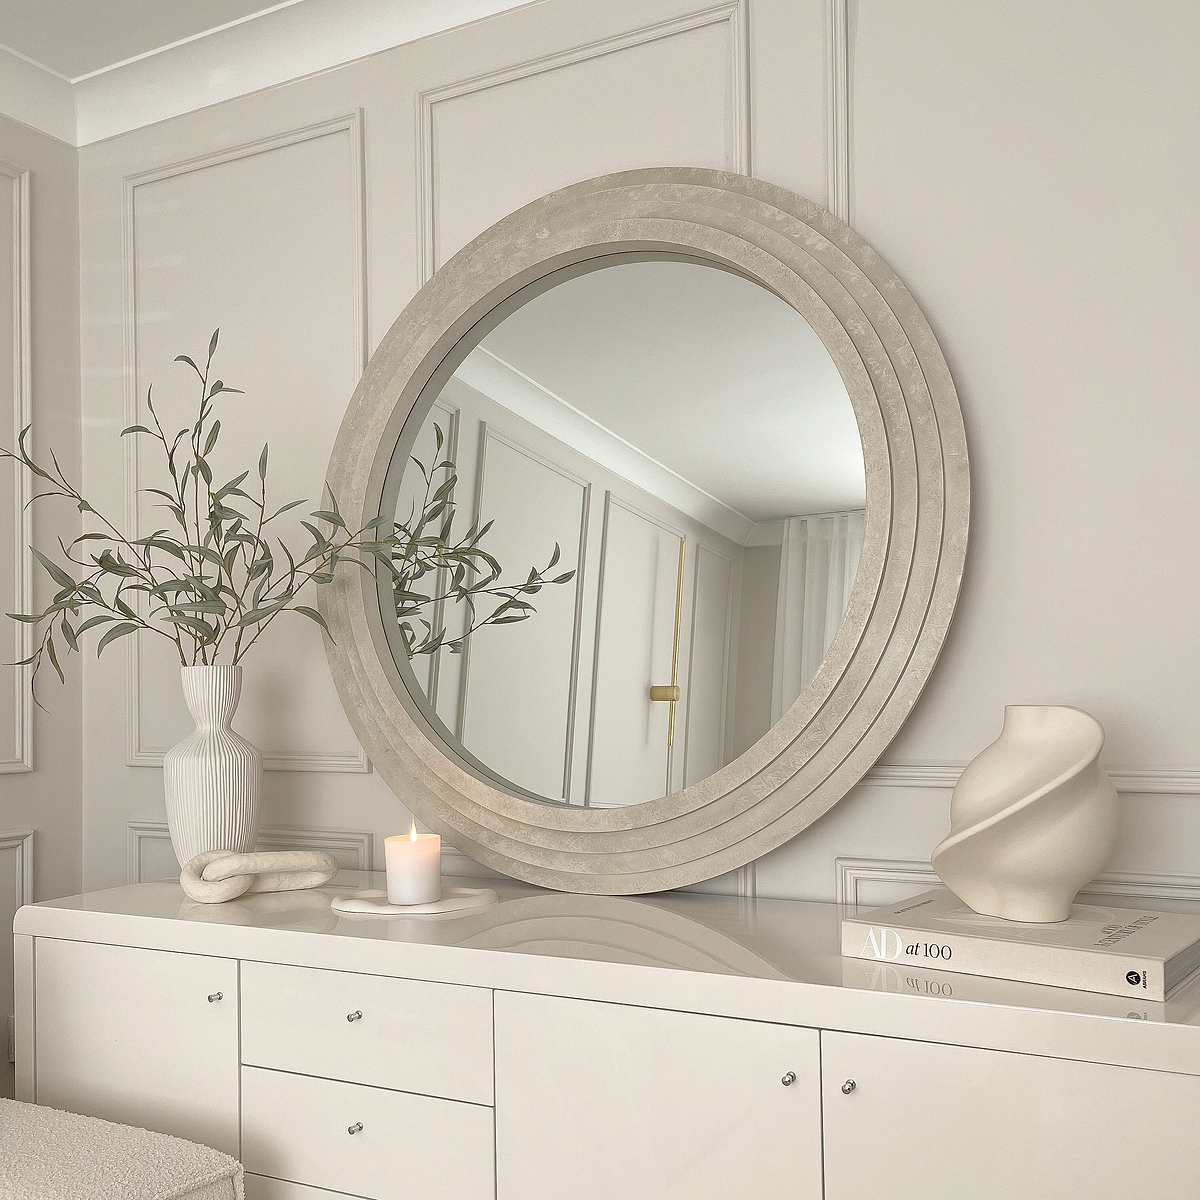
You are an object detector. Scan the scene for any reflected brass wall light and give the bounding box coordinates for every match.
[649,540,686,746]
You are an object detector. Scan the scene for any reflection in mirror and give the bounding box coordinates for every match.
[380,259,865,808]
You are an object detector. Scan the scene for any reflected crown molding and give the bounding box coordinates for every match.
[457,346,757,545]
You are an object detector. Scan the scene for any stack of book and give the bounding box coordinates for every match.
[841,889,1200,1001]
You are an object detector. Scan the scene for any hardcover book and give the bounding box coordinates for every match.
[841,889,1200,1001]
[840,954,1200,1023]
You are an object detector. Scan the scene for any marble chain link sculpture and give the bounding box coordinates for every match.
[180,848,340,903]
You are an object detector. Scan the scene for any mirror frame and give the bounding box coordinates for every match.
[322,167,969,894]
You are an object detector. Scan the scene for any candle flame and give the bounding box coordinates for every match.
[410,820,417,842]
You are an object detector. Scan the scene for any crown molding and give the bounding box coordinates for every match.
[0,0,533,148]
[73,0,536,147]
[0,46,76,146]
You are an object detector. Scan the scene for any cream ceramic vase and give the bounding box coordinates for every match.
[931,705,1119,923]
[163,665,262,868]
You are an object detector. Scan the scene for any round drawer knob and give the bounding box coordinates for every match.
[207,992,223,1003]
[780,1071,797,1087]
[348,1122,364,1135]
[347,1010,363,1022]
[841,1079,857,1095]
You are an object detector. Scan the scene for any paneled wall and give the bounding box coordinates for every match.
[79,0,824,891]
[76,0,1200,906]
[0,113,81,1096]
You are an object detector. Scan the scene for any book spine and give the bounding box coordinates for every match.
[841,920,1167,1001]
[840,956,1169,1021]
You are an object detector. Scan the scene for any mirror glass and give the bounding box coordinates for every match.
[379,258,865,808]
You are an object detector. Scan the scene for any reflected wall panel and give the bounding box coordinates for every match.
[459,428,588,800]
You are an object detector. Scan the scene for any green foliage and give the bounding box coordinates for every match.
[391,423,575,657]
[2,332,574,698]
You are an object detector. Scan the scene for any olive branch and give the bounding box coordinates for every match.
[1,330,574,698]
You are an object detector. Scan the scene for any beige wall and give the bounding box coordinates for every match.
[73,0,1200,905]
[0,112,81,1095]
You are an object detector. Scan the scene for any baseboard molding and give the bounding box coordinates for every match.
[126,821,374,884]
[835,855,1200,909]
[862,763,1200,796]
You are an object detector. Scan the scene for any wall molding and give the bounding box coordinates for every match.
[3,0,534,147]
[861,762,1200,796]
[119,112,371,775]
[835,855,1200,909]
[440,843,501,879]
[824,0,850,224]
[0,163,32,774]
[459,421,592,803]
[126,820,374,884]
[415,0,752,283]
[0,831,34,909]
[0,45,76,146]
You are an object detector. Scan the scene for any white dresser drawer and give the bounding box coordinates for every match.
[242,1066,494,1200]
[240,960,493,1104]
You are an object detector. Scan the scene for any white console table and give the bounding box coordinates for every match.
[15,874,1200,1199]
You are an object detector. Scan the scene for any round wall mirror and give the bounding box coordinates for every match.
[378,256,867,811]
[323,168,969,894]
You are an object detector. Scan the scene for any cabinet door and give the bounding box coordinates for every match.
[34,938,239,1155]
[494,992,821,1200]
[822,1031,1200,1198]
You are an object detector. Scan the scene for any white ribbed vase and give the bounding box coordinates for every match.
[163,665,262,868]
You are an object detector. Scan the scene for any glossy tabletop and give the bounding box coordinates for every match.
[18,873,1200,1076]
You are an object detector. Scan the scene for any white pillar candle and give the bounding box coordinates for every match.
[384,822,442,905]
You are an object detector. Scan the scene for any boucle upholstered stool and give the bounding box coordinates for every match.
[0,1100,244,1200]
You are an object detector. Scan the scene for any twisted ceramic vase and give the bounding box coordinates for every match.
[931,705,1118,922]
[164,665,262,868]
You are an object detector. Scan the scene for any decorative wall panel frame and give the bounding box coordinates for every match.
[119,112,370,773]
[456,421,592,803]
[126,820,373,883]
[414,0,751,284]
[323,167,971,893]
[859,762,1200,794]
[835,855,1200,910]
[1,163,32,774]
[0,831,34,909]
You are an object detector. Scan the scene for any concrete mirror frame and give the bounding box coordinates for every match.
[322,167,969,894]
